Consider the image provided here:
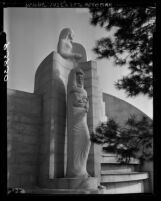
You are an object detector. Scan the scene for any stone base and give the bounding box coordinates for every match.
[26,188,100,194]
[39,177,98,190]
[58,177,98,189]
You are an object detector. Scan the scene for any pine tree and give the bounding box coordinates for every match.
[90,116,153,163]
[89,7,156,97]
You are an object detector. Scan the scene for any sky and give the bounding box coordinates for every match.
[4,8,153,119]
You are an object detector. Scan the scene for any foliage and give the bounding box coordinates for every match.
[89,7,156,98]
[90,115,153,164]
[7,188,25,195]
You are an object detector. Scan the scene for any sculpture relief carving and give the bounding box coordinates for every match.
[66,67,91,178]
[57,28,82,66]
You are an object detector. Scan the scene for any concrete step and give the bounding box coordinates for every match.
[25,188,99,194]
[101,153,140,164]
[100,172,149,194]
[101,163,139,173]
[101,172,148,183]
[100,180,145,194]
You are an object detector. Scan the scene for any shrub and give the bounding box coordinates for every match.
[90,115,153,164]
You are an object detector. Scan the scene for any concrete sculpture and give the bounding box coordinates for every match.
[57,28,82,64]
[66,67,91,178]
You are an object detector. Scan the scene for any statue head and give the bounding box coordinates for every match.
[67,67,85,94]
[57,28,87,63]
[58,28,75,42]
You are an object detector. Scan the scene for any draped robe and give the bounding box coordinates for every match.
[66,68,91,178]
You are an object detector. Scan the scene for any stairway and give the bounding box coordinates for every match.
[24,153,149,195]
[100,153,149,194]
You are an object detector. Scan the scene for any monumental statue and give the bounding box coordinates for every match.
[57,28,91,178]
[66,67,91,178]
[57,28,87,65]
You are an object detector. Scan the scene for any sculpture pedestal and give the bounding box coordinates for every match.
[55,177,98,189]
[27,188,99,194]
[37,177,99,194]
[39,177,98,189]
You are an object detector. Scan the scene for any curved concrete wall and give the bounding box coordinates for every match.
[102,93,153,193]
[103,93,152,126]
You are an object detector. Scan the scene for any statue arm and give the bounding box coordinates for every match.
[58,40,82,60]
[73,99,85,108]
[73,96,89,112]
[72,93,86,109]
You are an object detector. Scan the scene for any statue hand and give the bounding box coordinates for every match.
[74,53,82,60]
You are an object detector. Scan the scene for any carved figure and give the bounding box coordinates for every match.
[57,28,82,64]
[66,67,91,178]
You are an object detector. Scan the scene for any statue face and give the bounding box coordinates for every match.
[76,72,84,87]
[68,30,74,42]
